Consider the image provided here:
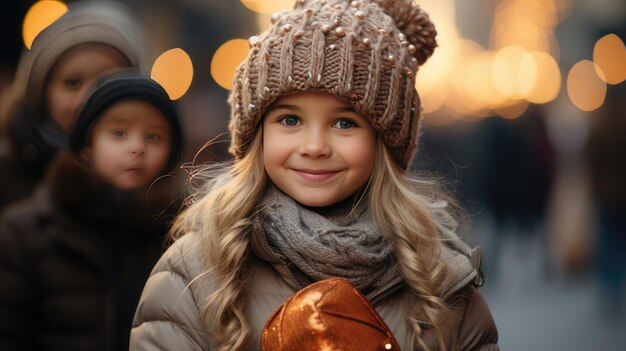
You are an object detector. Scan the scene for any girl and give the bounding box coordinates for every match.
[0,0,145,210]
[0,73,183,350]
[131,0,498,350]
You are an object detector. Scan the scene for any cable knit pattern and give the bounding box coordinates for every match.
[258,186,402,302]
[228,0,438,169]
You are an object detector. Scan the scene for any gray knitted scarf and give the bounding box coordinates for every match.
[258,186,402,300]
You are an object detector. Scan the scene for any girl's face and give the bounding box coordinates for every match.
[46,43,131,131]
[262,92,377,207]
[87,100,172,191]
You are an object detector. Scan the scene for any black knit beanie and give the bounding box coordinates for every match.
[69,72,183,172]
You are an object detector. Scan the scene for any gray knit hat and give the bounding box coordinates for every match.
[228,0,437,169]
[12,0,146,114]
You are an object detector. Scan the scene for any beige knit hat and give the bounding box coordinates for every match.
[228,0,437,169]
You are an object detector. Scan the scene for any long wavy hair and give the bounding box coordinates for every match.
[170,128,463,350]
[369,140,462,350]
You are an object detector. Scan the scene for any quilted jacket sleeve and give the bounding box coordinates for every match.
[130,234,210,350]
[456,287,499,351]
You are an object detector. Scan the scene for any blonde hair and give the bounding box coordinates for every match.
[169,130,266,350]
[369,138,461,350]
[172,131,463,350]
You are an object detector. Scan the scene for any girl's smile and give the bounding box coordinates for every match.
[291,168,341,182]
[262,91,377,207]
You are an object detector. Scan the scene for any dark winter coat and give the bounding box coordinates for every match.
[0,106,65,211]
[0,0,145,212]
[0,151,174,351]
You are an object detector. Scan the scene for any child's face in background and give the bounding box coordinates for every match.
[263,92,377,207]
[46,43,131,131]
[88,100,172,191]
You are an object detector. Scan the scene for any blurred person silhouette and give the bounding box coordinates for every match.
[481,110,557,277]
[585,84,626,318]
[412,108,557,280]
[0,73,183,351]
[131,0,498,350]
[483,109,556,233]
[0,0,145,211]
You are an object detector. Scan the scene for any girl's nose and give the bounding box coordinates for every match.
[130,137,146,155]
[298,129,331,158]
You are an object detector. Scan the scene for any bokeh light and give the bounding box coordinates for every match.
[493,17,550,53]
[22,1,68,50]
[567,60,606,112]
[493,45,530,100]
[210,39,250,90]
[490,0,564,56]
[496,100,529,120]
[151,48,193,100]
[593,34,626,85]
[415,18,459,114]
[466,52,508,109]
[417,74,448,115]
[240,0,294,14]
[520,51,561,104]
[422,37,490,119]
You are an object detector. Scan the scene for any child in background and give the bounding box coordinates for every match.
[0,0,145,210]
[132,0,498,350]
[0,73,183,351]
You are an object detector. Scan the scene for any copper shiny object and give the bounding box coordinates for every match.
[261,278,400,351]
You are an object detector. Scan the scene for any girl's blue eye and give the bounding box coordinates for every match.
[112,130,127,137]
[333,119,356,129]
[280,115,300,126]
[147,134,160,141]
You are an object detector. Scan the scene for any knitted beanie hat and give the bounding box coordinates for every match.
[68,73,183,172]
[13,0,145,114]
[229,0,437,169]
[262,277,400,351]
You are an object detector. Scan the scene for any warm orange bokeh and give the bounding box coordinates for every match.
[210,39,250,90]
[593,34,626,85]
[521,51,561,104]
[240,0,293,14]
[567,60,606,112]
[22,1,68,50]
[151,48,194,100]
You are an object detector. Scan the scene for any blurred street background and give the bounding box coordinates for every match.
[1,0,625,350]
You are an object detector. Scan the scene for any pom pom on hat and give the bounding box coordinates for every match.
[373,0,437,64]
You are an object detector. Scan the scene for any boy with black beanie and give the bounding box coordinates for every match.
[0,72,184,351]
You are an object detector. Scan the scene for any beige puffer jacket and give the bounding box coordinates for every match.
[131,233,498,350]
